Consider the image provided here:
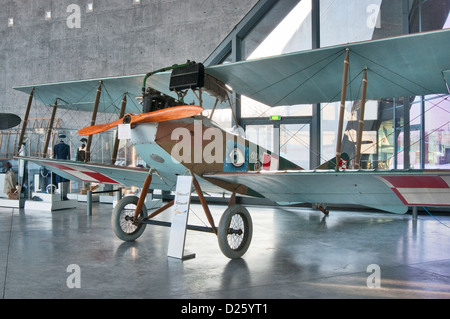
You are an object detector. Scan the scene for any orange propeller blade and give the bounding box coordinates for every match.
[78,120,122,136]
[78,105,203,136]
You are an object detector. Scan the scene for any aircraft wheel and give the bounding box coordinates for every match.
[218,205,252,259]
[112,196,147,242]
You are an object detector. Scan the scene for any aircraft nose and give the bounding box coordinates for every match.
[123,114,132,124]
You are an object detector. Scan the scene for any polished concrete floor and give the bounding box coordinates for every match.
[1,199,450,299]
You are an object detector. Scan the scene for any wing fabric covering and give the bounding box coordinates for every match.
[206,29,450,106]
[18,156,174,191]
[14,75,145,114]
[204,170,450,214]
[13,73,222,112]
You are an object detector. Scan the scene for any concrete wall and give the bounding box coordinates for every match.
[0,0,258,128]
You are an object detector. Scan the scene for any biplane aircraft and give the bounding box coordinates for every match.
[14,29,450,259]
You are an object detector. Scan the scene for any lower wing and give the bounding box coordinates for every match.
[204,170,450,214]
[17,156,174,191]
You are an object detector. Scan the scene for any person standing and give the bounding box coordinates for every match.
[76,138,88,162]
[53,134,70,200]
[4,162,17,199]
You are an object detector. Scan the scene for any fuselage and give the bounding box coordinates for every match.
[130,116,301,196]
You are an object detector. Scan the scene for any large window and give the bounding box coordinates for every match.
[410,95,450,169]
[205,0,450,170]
[280,123,310,168]
[241,0,312,121]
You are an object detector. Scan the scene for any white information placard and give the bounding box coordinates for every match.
[167,175,194,260]
[118,124,131,139]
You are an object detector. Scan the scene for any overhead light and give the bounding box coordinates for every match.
[133,0,141,4]
[8,17,13,27]
[87,2,94,12]
[45,11,52,20]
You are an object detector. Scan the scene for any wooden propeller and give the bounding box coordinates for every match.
[78,105,203,136]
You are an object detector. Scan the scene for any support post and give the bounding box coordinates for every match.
[17,88,34,154]
[192,175,217,234]
[393,98,398,169]
[111,94,127,164]
[403,96,411,169]
[355,69,368,169]
[228,192,236,208]
[85,81,102,162]
[134,172,152,220]
[335,49,350,171]
[87,190,92,216]
[42,99,58,158]
[114,187,122,204]
[412,206,418,220]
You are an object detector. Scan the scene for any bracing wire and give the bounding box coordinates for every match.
[422,207,450,229]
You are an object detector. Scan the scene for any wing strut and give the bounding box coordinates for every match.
[111,94,127,164]
[17,88,34,155]
[192,174,217,234]
[42,99,58,158]
[335,49,350,170]
[355,68,368,169]
[133,171,153,222]
[85,81,102,162]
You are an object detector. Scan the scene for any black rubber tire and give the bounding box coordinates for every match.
[218,205,252,259]
[112,196,147,241]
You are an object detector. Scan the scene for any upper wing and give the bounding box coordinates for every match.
[204,169,450,214]
[14,30,450,112]
[18,156,174,191]
[206,29,450,106]
[14,75,145,114]
[13,73,225,112]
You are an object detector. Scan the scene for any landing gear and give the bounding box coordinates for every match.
[112,196,148,241]
[110,174,254,259]
[218,205,253,259]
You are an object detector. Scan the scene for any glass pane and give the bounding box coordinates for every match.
[320,101,353,163]
[241,0,306,60]
[409,1,450,33]
[423,95,450,169]
[280,124,310,169]
[245,125,274,153]
[409,97,422,169]
[320,0,382,46]
[241,96,312,118]
[378,119,396,169]
[241,0,312,119]
[209,108,232,130]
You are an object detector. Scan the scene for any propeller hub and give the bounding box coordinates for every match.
[123,114,132,124]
